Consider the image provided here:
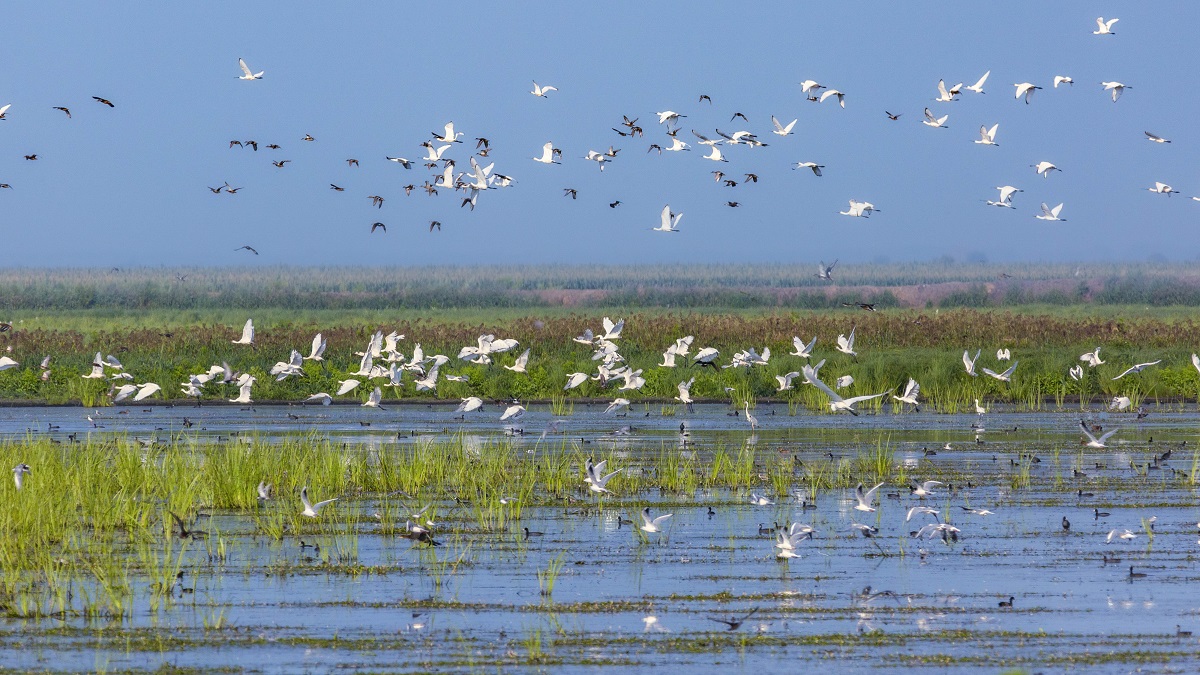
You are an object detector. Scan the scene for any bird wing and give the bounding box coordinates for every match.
[240,319,254,342]
[802,365,844,403]
[860,482,884,503]
[660,204,672,229]
[1098,428,1119,443]
[970,70,990,90]
[843,392,886,406]
[923,107,936,123]
[239,58,252,77]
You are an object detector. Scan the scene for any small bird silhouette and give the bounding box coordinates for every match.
[371,222,386,233]
[92,96,115,107]
[235,245,259,255]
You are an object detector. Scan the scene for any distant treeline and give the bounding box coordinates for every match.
[2,263,1200,310]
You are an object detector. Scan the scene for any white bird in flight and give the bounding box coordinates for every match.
[655,111,684,125]
[819,89,845,108]
[300,486,337,517]
[893,378,921,412]
[836,327,857,356]
[963,349,981,376]
[232,319,254,345]
[1032,161,1060,178]
[922,108,949,129]
[1093,17,1118,35]
[1013,82,1041,104]
[639,507,672,533]
[1148,182,1178,196]
[1111,360,1161,380]
[794,162,824,176]
[1053,75,1074,88]
[974,123,999,146]
[982,362,1018,382]
[987,185,1022,208]
[1144,131,1170,144]
[1080,420,1118,448]
[802,364,884,416]
[791,335,817,358]
[935,79,961,102]
[1101,81,1130,102]
[963,70,990,94]
[654,205,682,232]
[530,81,557,98]
[1080,347,1105,367]
[771,116,797,136]
[237,58,264,80]
[854,483,884,512]
[533,142,561,164]
[1036,202,1066,221]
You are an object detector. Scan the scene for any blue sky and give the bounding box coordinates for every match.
[1,2,1196,267]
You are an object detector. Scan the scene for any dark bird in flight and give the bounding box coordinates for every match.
[842,302,877,311]
[475,137,490,149]
[726,201,740,207]
[23,154,37,161]
[302,134,314,141]
[223,183,242,194]
[266,144,281,150]
[92,96,115,107]
[744,173,758,183]
[244,140,258,151]
[346,158,359,167]
[731,112,748,122]
[708,607,758,631]
[368,195,384,208]
[370,222,386,233]
[647,144,663,154]
[0,184,11,189]
[609,200,621,208]
[272,160,290,168]
[235,245,259,255]
[207,185,224,194]
[229,140,243,148]
[698,94,712,104]
[429,220,441,232]
[52,106,71,118]
[723,180,738,187]
[563,188,577,199]
[168,511,207,540]
[885,111,902,120]
[330,184,344,191]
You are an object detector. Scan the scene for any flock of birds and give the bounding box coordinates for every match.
[4,15,1188,256]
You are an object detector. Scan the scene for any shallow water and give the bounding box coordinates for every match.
[2,403,1198,673]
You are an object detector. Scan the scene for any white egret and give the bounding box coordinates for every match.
[1111,360,1161,379]
[935,79,962,102]
[676,377,695,404]
[775,372,801,392]
[363,387,384,409]
[1032,161,1060,178]
[922,108,949,128]
[336,379,360,395]
[1035,202,1066,221]
[1080,348,1105,367]
[981,362,1018,382]
[963,70,990,94]
[836,327,857,356]
[12,464,30,491]
[1013,82,1041,104]
[963,349,981,376]
[1145,131,1170,144]
[1053,75,1074,88]
[771,116,797,136]
[791,335,817,358]
[743,402,758,430]
[1148,182,1178,196]
[1101,81,1129,102]
[456,397,484,413]
[653,204,682,232]
[911,480,942,498]
[819,89,845,107]
[605,398,631,414]
[974,123,999,146]
[802,364,885,415]
[530,81,557,98]
[305,393,332,405]
[893,378,921,411]
[237,58,264,80]
[836,375,854,389]
[232,319,254,345]
[1069,365,1084,381]
[1093,17,1118,35]
[564,372,588,390]
[504,348,531,373]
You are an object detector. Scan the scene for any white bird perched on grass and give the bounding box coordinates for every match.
[1148,182,1179,196]
[530,81,557,97]
[1111,360,1161,379]
[639,507,672,533]
[791,335,817,358]
[743,402,758,430]
[654,205,682,232]
[893,378,921,411]
[794,162,824,176]
[1145,131,1171,144]
[237,58,264,80]
[11,463,32,491]
[836,327,857,357]
[922,108,949,128]
[504,348,531,373]
[987,186,1022,208]
[1032,161,1060,178]
[935,79,962,102]
[1080,348,1105,367]
[775,372,801,392]
[963,349,981,376]
[500,404,525,421]
[819,89,845,107]
[300,486,337,517]
[975,123,999,146]
[1069,365,1084,381]
[1053,75,1074,88]
[232,319,254,345]
[1101,81,1130,102]
[854,482,884,512]
[982,362,1018,382]
[1013,82,1041,104]
[963,70,990,94]
[456,396,484,413]
[802,364,885,415]
[1036,202,1066,221]
[771,116,797,136]
[675,377,695,404]
[1093,17,1118,35]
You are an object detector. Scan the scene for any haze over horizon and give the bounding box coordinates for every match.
[2,2,1197,268]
